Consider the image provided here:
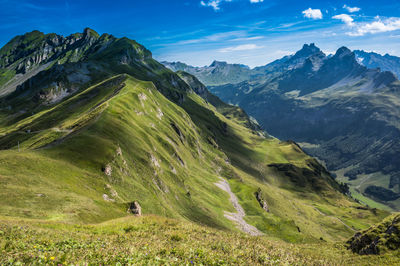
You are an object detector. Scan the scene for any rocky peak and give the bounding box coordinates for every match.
[335,46,353,58]
[293,43,321,59]
[210,60,228,68]
[83,27,100,40]
[327,46,361,71]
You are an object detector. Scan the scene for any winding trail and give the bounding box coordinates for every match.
[310,205,356,232]
[355,174,373,190]
[215,177,263,236]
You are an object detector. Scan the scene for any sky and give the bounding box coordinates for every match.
[0,0,399,68]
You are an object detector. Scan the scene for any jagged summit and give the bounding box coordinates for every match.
[83,27,99,38]
[0,28,158,99]
[335,46,353,58]
[293,43,322,59]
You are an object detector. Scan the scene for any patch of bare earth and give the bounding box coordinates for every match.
[215,177,262,236]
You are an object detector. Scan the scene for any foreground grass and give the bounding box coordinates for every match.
[1,215,399,265]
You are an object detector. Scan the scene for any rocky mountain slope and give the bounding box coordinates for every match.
[0,29,388,244]
[204,44,400,211]
[355,50,400,79]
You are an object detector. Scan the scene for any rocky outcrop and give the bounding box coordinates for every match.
[103,164,112,176]
[127,201,142,216]
[347,214,400,255]
[255,188,269,212]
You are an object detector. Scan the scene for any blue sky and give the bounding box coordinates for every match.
[0,0,400,67]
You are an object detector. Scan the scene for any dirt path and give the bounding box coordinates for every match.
[215,177,263,236]
[355,174,373,190]
[310,205,356,232]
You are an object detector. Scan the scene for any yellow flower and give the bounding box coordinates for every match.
[33,245,37,248]
[50,256,55,260]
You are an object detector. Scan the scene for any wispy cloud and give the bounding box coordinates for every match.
[200,0,264,11]
[343,4,360,13]
[302,8,323,20]
[218,43,264,52]
[333,14,354,26]
[175,30,247,45]
[347,17,400,36]
[229,36,264,41]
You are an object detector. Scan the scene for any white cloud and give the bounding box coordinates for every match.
[343,4,360,13]
[200,0,223,11]
[302,8,323,20]
[200,0,263,11]
[348,17,400,36]
[333,14,354,26]
[218,44,264,53]
[332,14,400,36]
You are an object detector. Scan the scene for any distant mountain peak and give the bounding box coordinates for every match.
[210,60,228,67]
[335,46,353,58]
[293,43,321,59]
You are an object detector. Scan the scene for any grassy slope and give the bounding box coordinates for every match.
[1,215,399,265]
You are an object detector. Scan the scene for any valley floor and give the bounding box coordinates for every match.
[1,215,399,265]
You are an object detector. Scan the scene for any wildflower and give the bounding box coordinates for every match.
[50,256,55,260]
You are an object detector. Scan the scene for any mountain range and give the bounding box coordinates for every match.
[164,44,400,211]
[0,29,398,264]
[162,60,254,86]
[164,45,400,86]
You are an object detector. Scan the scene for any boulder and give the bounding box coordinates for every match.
[127,201,142,216]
